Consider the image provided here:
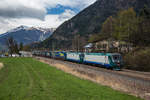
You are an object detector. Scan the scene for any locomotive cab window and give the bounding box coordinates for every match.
[113,55,120,60]
[112,55,121,62]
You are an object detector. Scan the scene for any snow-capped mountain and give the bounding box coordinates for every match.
[0,25,55,47]
[7,25,30,33]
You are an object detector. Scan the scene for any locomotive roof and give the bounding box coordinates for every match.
[66,52,121,56]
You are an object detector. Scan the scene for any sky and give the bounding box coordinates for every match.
[0,0,96,34]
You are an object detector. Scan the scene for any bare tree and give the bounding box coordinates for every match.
[6,37,19,56]
[72,35,87,52]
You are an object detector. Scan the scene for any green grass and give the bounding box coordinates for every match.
[0,58,143,100]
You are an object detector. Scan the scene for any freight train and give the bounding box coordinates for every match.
[33,51,123,70]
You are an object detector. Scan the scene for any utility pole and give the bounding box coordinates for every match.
[52,41,54,51]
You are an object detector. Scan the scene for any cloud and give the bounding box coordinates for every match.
[0,0,96,34]
[0,6,46,20]
[0,0,96,19]
[43,0,96,10]
[0,0,46,20]
[0,9,76,33]
[58,9,76,21]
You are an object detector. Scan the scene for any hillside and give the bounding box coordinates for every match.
[0,26,55,49]
[41,0,150,50]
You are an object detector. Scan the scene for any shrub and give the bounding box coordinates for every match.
[124,48,150,72]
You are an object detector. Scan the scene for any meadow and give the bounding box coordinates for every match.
[0,58,143,100]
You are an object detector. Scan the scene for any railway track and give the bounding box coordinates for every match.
[34,56,150,100]
[61,58,150,81]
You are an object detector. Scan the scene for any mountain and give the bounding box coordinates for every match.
[0,25,55,49]
[41,0,150,49]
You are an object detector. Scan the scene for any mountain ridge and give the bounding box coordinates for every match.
[0,26,55,50]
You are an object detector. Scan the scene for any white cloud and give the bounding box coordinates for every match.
[58,9,76,21]
[0,0,96,34]
[0,6,46,20]
[43,0,96,9]
[0,0,46,20]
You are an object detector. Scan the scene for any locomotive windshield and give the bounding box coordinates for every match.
[112,54,122,62]
[112,55,120,60]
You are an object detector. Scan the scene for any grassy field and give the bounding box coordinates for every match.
[0,58,143,100]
